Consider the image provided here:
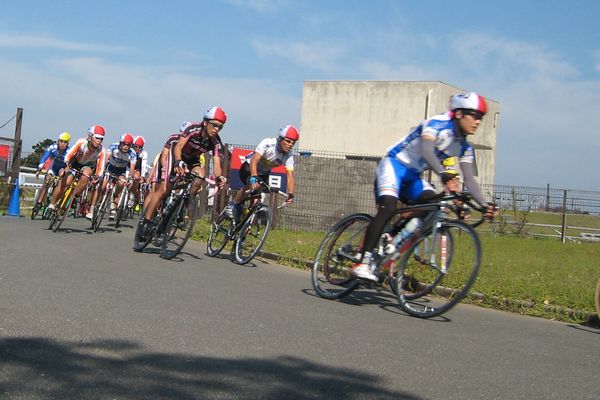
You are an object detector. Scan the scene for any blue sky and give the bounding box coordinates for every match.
[0,0,599,189]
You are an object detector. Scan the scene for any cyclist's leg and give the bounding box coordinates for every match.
[50,170,73,208]
[352,157,404,280]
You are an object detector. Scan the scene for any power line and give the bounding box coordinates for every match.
[0,113,16,129]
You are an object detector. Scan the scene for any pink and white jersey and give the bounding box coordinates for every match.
[245,137,295,175]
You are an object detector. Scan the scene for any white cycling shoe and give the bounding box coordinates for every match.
[351,264,378,282]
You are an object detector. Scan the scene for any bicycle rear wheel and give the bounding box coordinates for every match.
[311,213,369,299]
[206,210,233,257]
[395,220,481,318]
[233,205,272,265]
[161,196,198,259]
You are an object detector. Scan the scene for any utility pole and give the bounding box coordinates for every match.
[11,108,23,179]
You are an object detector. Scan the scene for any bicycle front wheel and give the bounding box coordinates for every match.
[51,189,75,232]
[133,213,153,252]
[311,213,369,299]
[92,190,111,232]
[395,220,481,318]
[161,196,198,260]
[206,210,233,257]
[233,206,272,265]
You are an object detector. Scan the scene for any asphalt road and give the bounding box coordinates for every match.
[0,215,598,400]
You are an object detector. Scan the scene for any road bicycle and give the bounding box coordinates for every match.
[31,173,60,220]
[206,180,289,265]
[133,172,216,259]
[91,173,129,232]
[312,192,490,318]
[48,169,83,232]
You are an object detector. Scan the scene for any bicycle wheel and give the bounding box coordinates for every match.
[206,210,233,257]
[133,212,155,252]
[92,190,111,232]
[311,213,370,299]
[51,188,76,232]
[114,188,129,228]
[161,196,198,259]
[30,202,41,220]
[395,220,481,318]
[233,205,272,265]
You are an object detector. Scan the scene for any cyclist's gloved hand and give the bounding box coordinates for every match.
[249,176,260,191]
[482,202,497,220]
[286,193,295,205]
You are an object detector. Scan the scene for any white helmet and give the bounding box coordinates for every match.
[179,121,193,133]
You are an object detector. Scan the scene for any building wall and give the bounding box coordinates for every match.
[299,81,499,185]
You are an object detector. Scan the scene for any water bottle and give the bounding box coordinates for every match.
[384,218,422,254]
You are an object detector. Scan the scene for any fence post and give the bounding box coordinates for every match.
[546,184,550,212]
[560,190,567,243]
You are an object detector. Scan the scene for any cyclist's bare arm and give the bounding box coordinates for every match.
[173,136,189,174]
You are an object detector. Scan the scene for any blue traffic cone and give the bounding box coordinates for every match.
[7,178,21,216]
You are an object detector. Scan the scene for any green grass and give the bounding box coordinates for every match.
[192,216,600,324]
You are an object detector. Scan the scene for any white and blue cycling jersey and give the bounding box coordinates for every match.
[106,142,137,169]
[375,112,475,203]
[386,112,474,171]
[37,143,69,175]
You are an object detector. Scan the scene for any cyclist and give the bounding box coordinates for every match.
[48,125,107,219]
[224,125,298,220]
[102,133,137,219]
[138,108,228,239]
[130,135,148,212]
[352,92,496,282]
[33,132,71,210]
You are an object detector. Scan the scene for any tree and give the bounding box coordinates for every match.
[20,138,55,168]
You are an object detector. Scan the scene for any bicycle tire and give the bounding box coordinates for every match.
[395,220,481,318]
[114,187,129,228]
[161,196,198,259]
[92,189,111,232]
[233,205,272,265]
[30,202,41,220]
[133,213,154,252]
[311,213,369,300]
[42,203,53,220]
[51,188,76,232]
[206,210,233,257]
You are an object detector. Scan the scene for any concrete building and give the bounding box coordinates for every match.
[299,81,500,184]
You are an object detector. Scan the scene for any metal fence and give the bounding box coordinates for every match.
[225,145,600,243]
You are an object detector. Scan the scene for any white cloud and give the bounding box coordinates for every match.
[0,55,300,160]
[224,0,290,13]
[0,32,127,53]
[251,38,347,74]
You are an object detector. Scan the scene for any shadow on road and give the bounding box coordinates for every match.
[0,337,422,400]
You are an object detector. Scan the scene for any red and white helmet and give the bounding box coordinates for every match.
[278,125,300,141]
[87,125,106,139]
[120,133,134,144]
[449,92,487,114]
[133,135,145,147]
[203,106,227,124]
